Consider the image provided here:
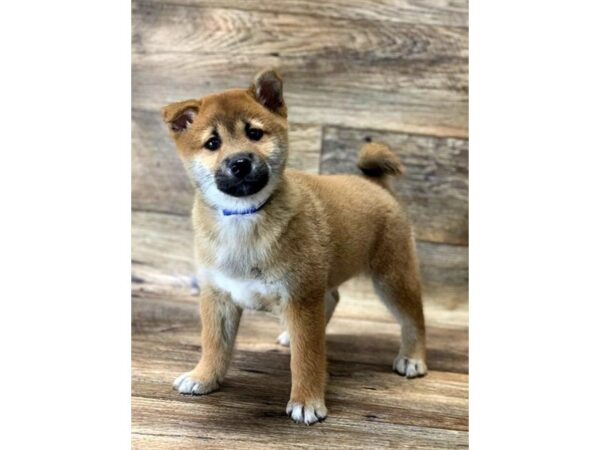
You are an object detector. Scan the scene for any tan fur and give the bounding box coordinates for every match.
[164,69,427,425]
[357,142,406,190]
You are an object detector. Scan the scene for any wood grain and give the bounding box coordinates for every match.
[133,2,467,57]
[321,126,468,245]
[133,108,192,216]
[133,108,322,215]
[135,0,468,27]
[133,58,467,138]
[132,2,468,137]
[132,396,467,449]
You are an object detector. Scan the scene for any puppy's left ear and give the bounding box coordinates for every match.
[161,99,201,133]
[249,69,287,117]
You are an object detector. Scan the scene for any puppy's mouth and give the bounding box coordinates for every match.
[215,152,270,197]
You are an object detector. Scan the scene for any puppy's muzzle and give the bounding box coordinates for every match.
[215,152,270,197]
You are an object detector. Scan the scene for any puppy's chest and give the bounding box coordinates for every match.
[197,221,290,311]
[199,266,287,311]
[199,244,286,312]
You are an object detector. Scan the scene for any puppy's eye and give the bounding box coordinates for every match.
[245,124,264,141]
[204,136,221,151]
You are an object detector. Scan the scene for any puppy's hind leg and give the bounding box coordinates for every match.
[371,228,427,378]
[277,289,339,347]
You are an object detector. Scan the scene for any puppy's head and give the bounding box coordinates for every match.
[162,69,288,211]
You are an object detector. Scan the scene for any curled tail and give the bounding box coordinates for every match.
[357,142,405,190]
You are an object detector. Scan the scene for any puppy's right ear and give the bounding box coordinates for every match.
[161,99,200,133]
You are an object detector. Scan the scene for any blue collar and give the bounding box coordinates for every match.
[221,196,272,216]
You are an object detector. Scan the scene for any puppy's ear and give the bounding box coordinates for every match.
[249,69,286,117]
[161,99,200,133]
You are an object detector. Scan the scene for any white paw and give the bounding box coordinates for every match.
[393,355,427,378]
[277,331,290,347]
[172,372,218,395]
[286,400,327,425]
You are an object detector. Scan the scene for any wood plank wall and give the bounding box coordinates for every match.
[132,0,469,288]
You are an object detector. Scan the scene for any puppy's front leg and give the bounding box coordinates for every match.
[173,286,241,395]
[285,291,328,425]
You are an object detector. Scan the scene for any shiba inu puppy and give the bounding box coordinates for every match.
[162,69,427,425]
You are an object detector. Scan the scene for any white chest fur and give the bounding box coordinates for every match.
[197,267,288,312]
[195,210,290,311]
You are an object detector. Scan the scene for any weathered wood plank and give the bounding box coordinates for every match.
[132,54,467,138]
[286,125,323,174]
[321,126,468,245]
[133,108,322,215]
[132,208,194,282]
[418,241,468,284]
[132,3,467,137]
[133,3,467,58]
[133,108,192,216]
[132,365,468,430]
[135,0,468,28]
[132,396,467,449]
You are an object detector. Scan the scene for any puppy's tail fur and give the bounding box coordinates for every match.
[357,142,405,190]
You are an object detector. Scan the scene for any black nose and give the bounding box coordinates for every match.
[228,154,253,179]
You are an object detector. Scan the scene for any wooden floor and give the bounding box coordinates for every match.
[132,0,468,447]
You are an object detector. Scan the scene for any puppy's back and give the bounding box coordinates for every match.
[288,169,411,284]
[289,170,406,222]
